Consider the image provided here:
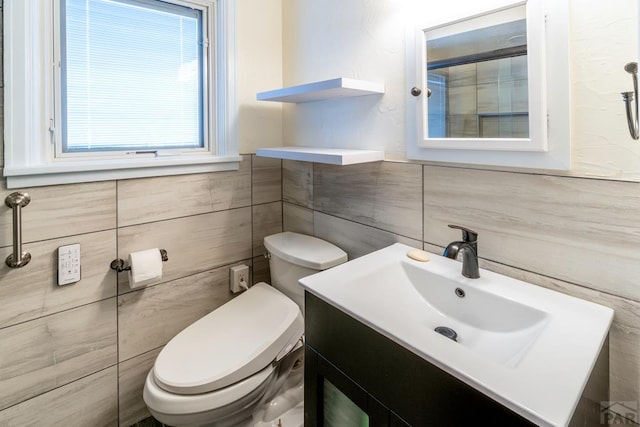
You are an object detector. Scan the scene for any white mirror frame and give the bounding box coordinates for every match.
[406,0,570,170]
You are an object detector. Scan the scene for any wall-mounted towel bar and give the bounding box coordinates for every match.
[110,249,169,272]
[5,192,31,268]
[622,62,639,140]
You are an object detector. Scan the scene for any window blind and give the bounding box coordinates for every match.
[62,0,204,152]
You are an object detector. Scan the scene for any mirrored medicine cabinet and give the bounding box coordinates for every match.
[406,0,570,170]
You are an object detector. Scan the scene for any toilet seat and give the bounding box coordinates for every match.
[152,282,304,395]
[144,363,277,416]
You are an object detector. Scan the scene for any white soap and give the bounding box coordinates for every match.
[407,249,430,262]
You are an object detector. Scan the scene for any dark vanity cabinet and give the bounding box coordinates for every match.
[304,292,536,427]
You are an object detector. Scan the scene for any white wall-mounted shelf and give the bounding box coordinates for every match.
[256,147,385,165]
[256,78,385,103]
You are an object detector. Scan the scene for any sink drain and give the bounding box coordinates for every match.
[434,326,458,342]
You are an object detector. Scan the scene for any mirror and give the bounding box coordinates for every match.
[427,6,528,139]
[406,0,571,170]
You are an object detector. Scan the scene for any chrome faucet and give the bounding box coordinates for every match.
[443,225,479,279]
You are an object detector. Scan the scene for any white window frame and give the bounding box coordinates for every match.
[3,0,240,189]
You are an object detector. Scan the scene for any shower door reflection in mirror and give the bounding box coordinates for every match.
[427,7,529,139]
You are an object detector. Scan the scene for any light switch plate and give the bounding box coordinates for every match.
[58,243,81,285]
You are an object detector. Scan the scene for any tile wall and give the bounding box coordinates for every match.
[283,159,640,423]
[429,56,529,138]
[3,154,637,425]
[0,155,282,426]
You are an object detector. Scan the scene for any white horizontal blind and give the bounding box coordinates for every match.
[62,0,205,153]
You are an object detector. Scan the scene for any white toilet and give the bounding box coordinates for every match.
[143,232,347,427]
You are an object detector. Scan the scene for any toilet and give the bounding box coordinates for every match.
[143,232,347,427]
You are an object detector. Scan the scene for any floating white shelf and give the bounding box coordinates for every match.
[256,147,385,165]
[256,78,385,103]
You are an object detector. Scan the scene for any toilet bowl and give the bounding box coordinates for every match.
[143,232,347,427]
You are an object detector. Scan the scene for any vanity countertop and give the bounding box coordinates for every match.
[300,243,614,427]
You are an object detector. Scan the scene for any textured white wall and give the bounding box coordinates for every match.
[570,1,639,179]
[237,0,283,154]
[282,0,639,180]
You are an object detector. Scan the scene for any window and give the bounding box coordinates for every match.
[4,0,239,188]
[61,0,205,154]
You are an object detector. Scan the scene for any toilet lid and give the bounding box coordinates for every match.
[153,282,304,395]
[264,232,348,270]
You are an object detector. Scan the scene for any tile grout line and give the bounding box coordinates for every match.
[422,164,425,245]
[0,364,118,414]
[250,155,255,269]
[280,158,284,234]
[423,240,640,305]
[0,227,118,251]
[311,161,315,235]
[115,178,120,426]
[0,257,254,332]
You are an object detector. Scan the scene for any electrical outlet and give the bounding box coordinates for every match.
[230,264,249,293]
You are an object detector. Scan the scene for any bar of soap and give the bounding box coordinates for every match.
[407,249,430,262]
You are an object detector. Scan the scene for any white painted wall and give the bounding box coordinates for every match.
[570,1,639,179]
[237,0,283,154]
[282,0,639,181]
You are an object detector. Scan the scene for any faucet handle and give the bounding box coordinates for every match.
[448,224,478,242]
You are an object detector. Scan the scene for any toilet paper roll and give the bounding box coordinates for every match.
[127,248,164,289]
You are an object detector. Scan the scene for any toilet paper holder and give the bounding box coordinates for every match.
[110,249,169,273]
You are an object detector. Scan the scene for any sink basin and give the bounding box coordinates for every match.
[300,243,613,427]
[402,262,549,367]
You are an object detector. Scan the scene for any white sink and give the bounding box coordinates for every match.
[403,262,549,367]
[300,243,613,427]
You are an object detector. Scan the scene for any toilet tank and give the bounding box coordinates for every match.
[263,232,347,313]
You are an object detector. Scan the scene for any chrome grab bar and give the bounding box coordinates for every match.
[5,192,31,268]
[622,62,639,140]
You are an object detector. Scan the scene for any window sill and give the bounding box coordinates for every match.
[3,155,243,189]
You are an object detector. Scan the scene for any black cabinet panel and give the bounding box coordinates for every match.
[305,292,534,427]
[304,346,319,427]
[306,345,371,427]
